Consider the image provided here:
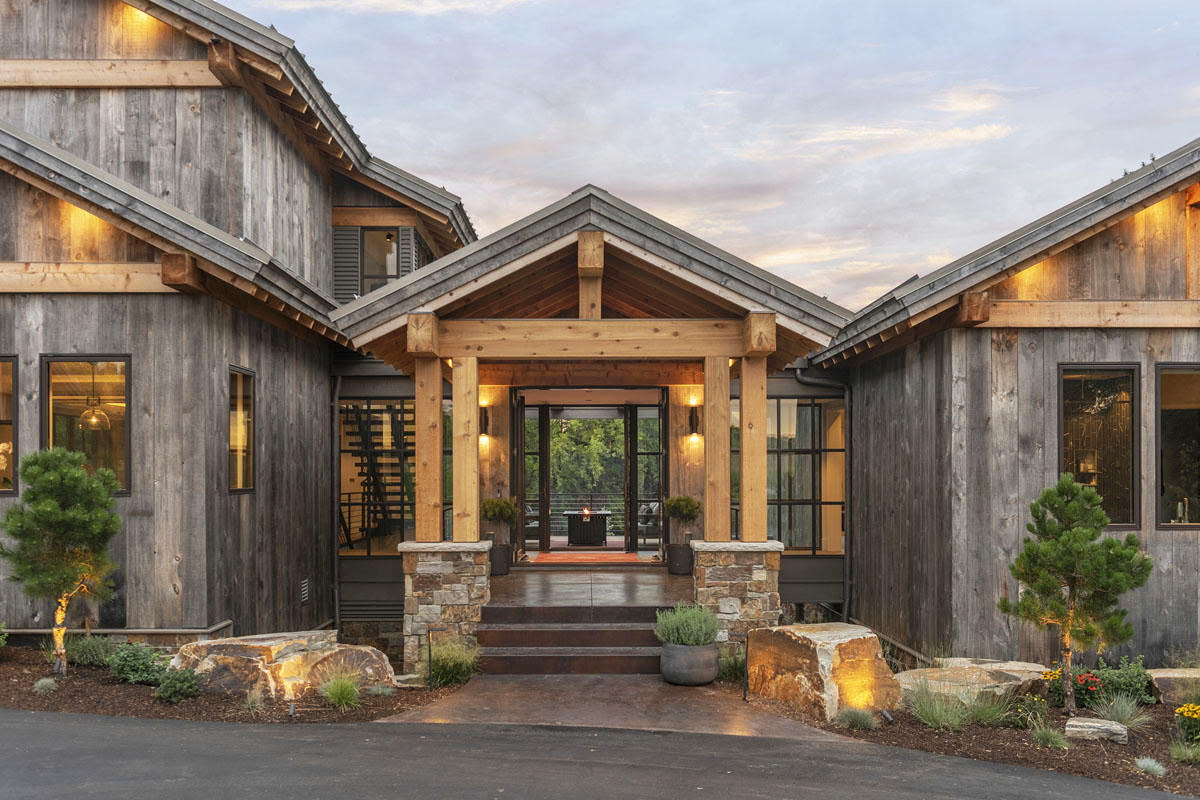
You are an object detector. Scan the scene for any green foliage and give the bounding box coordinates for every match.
[107,643,167,686]
[1006,695,1049,729]
[654,603,719,647]
[429,641,479,688]
[69,635,118,667]
[905,680,968,731]
[1176,702,1200,742]
[154,668,202,703]
[32,677,56,695]
[1092,692,1150,731]
[835,708,878,731]
[480,497,519,527]
[1093,655,1155,705]
[0,622,6,649]
[998,473,1152,711]
[717,650,745,684]
[964,691,1012,727]
[663,496,702,524]
[244,686,264,712]
[1030,722,1069,749]
[545,418,626,496]
[1134,757,1166,777]
[1166,645,1200,669]
[321,670,363,710]
[367,684,396,697]
[1170,740,1200,765]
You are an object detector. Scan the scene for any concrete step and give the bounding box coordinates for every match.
[477,623,659,649]
[479,646,662,675]
[481,605,662,625]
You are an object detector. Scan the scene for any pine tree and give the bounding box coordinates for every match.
[0,449,121,674]
[998,473,1152,714]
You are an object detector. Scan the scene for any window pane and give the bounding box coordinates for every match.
[1061,368,1135,525]
[767,503,779,541]
[817,398,846,449]
[818,504,845,554]
[1,359,13,491]
[229,370,254,490]
[780,453,814,500]
[338,400,413,556]
[362,229,399,293]
[637,406,660,452]
[637,453,660,497]
[820,451,845,504]
[778,399,798,449]
[1160,368,1200,525]
[780,504,814,549]
[766,398,779,448]
[47,360,128,489]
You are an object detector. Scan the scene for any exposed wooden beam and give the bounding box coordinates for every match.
[406,312,439,355]
[739,355,768,542]
[414,357,444,543]
[0,59,222,88]
[578,231,603,320]
[206,40,241,86]
[703,355,731,542]
[477,360,704,386]
[434,319,749,360]
[0,262,171,292]
[452,356,480,542]
[742,311,776,356]
[954,290,990,327]
[160,253,203,293]
[979,300,1200,328]
[1189,200,1200,300]
[331,207,422,228]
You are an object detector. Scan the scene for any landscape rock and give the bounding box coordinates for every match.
[747,622,901,721]
[1064,718,1128,744]
[896,658,1047,703]
[171,630,395,700]
[1148,668,1200,704]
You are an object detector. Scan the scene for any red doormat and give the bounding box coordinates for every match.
[531,552,643,564]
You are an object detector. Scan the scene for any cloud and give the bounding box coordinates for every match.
[925,84,1012,114]
[755,236,870,268]
[734,122,1014,163]
[252,0,537,12]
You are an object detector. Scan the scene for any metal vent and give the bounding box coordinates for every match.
[299,577,311,605]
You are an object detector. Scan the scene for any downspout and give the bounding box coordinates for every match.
[794,359,853,622]
[331,375,343,633]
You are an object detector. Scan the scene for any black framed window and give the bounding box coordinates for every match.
[1,356,15,493]
[41,356,131,492]
[1158,365,1200,527]
[361,228,400,294]
[731,396,846,553]
[1059,365,1138,526]
[229,367,255,492]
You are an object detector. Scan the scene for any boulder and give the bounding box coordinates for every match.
[896,658,1048,703]
[171,630,395,700]
[747,622,901,721]
[1064,718,1128,744]
[1148,669,1200,704]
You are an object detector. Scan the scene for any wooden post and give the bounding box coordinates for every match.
[414,358,443,542]
[578,230,604,319]
[452,356,480,542]
[703,355,731,541]
[739,356,767,542]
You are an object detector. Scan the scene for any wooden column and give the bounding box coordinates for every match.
[578,230,604,319]
[703,355,731,541]
[452,356,480,542]
[739,356,768,542]
[413,357,444,542]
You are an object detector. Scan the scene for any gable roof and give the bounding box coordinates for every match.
[332,184,850,348]
[812,133,1200,365]
[127,0,476,248]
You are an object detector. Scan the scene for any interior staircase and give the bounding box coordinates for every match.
[478,603,664,674]
[338,402,415,551]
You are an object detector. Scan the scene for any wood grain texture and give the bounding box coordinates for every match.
[703,356,730,541]
[478,384,511,543]
[981,300,1200,327]
[0,261,171,292]
[451,356,479,542]
[668,385,705,544]
[738,356,767,541]
[436,319,747,359]
[0,59,221,87]
[413,357,444,542]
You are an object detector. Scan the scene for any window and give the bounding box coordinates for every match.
[1159,366,1200,526]
[731,396,846,553]
[229,367,255,491]
[1,357,15,493]
[1060,366,1137,526]
[42,357,130,491]
[361,228,399,294]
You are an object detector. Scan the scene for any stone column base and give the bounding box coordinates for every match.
[397,541,491,674]
[690,540,783,642]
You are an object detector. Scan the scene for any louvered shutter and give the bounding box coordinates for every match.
[332,226,361,303]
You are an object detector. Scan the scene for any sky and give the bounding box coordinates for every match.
[234,0,1200,311]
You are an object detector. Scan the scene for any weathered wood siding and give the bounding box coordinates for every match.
[668,384,704,543]
[851,333,954,655]
[1,0,205,59]
[0,292,332,635]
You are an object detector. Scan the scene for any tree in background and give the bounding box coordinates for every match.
[0,449,121,674]
[998,473,1152,714]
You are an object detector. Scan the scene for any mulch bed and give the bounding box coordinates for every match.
[0,645,456,724]
[719,683,1200,796]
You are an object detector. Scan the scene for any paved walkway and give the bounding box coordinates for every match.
[0,709,1170,799]
[488,567,691,607]
[387,674,841,740]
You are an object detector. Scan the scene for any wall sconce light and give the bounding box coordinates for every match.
[688,406,701,443]
[479,406,490,439]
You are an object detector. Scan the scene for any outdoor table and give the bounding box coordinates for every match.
[563,510,611,546]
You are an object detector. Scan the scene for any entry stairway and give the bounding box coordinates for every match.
[477,604,664,674]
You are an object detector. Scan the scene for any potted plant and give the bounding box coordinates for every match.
[480,497,519,576]
[663,496,701,575]
[654,602,720,685]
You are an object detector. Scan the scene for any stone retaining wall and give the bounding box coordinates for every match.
[397,541,491,673]
[691,541,783,642]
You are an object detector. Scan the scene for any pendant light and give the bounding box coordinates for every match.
[78,363,111,431]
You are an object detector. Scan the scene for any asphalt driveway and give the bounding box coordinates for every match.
[0,709,1173,799]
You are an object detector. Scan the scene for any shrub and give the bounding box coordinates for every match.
[154,668,201,703]
[32,677,56,695]
[1166,645,1200,669]
[654,603,719,647]
[835,708,878,731]
[663,496,701,525]
[107,643,167,686]
[1170,739,1200,765]
[906,680,968,731]
[717,650,745,684]
[429,641,479,688]
[1176,703,1200,742]
[1093,655,1155,705]
[0,622,7,649]
[1134,757,1166,777]
[965,691,1012,727]
[70,636,118,667]
[245,686,264,712]
[480,498,519,527]
[1007,695,1048,729]
[1031,722,1069,749]
[320,670,363,711]
[367,684,396,697]
[1092,692,1150,731]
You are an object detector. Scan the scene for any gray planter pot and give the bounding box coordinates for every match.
[660,642,719,686]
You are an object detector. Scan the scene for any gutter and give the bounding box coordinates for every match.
[794,360,853,623]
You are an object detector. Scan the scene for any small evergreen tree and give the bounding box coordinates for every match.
[998,473,1152,714]
[0,449,121,674]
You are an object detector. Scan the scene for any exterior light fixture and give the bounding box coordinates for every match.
[78,363,111,431]
[687,406,701,442]
[479,406,490,439]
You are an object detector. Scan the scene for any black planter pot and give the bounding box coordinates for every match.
[490,542,512,576]
[666,543,693,575]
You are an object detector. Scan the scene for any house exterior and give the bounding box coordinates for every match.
[0,0,1195,669]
